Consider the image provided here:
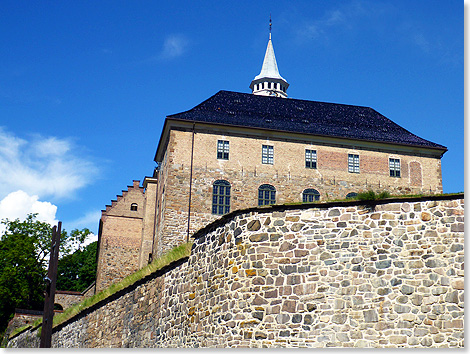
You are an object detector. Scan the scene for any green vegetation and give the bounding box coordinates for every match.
[278,191,463,208]
[26,242,192,334]
[357,190,391,201]
[0,214,92,338]
[6,324,31,341]
[57,242,97,292]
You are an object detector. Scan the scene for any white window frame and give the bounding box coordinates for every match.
[305,149,317,169]
[348,154,360,173]
[389,158,401,177]
[217,140,229,160]
[262,145,274,165]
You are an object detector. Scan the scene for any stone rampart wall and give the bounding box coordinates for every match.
[8,196,464,348]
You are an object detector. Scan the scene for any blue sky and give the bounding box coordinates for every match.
[0,1,463,239]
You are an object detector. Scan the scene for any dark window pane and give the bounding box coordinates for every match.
[212,180,230,215]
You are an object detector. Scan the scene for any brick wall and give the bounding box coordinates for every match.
[95,181,146,292]
[153,127,443,256]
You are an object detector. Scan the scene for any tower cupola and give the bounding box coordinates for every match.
[250,18,289,98]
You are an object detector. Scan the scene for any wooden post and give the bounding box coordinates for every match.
[40,221,61,348]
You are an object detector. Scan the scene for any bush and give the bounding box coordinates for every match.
[357,190,390,201]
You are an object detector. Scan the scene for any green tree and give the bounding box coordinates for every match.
[0,214,92,334]
[57,241,97,292]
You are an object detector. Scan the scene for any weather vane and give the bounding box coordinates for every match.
[269,14,272,34]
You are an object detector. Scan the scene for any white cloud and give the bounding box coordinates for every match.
[0,190,99,248]
[160,34,189,59]
[0,127,99,200]
[82,233,98,247]
[0,190,58,234]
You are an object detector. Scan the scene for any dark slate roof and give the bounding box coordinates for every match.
[167,90,446,151]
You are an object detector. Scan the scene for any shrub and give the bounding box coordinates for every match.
[357,190,390,201]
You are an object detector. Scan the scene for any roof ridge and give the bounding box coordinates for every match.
[217,90,374,110]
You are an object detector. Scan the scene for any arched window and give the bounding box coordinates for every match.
[130,203,138,211]
[302,189,320,203]
[212,180,231,215]
[346,192,358,199]
[258,184,276,206]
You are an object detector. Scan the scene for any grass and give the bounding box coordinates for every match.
[7,325,32,341]
[11,242,192,339]
[279,191,463,207]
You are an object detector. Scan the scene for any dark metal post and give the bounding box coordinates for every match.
[186,123,195,242]
[40,221,61,348]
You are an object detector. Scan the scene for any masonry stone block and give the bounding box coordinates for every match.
[8,197,464,349]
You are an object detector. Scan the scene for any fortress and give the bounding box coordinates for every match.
[8,27,463,348]
[94,29,446,293]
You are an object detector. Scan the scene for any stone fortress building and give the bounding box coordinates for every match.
[94,27,447,293]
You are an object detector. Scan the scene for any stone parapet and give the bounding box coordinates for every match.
[8,196,464,348]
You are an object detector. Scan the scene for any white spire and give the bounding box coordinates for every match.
[253,35,286,81]
[250,18,289,98]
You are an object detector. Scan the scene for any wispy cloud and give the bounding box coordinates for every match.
[159,34,189,60]
[0,127,99,201]
[65,210,101,232]
[412,33,431,53]
[397,19,461,65]
[293,0,394,42]
[292,1,460,65]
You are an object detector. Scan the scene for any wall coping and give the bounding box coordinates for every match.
[192,193,464,240]
[55,290,83,296]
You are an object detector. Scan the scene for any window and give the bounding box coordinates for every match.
[130,203,138,211]
[346,192,358,199]
[212,180,231,215]
[262,145,274,164]
[303,189,320,203]
[217,140,229,160]
[305,149,317,169]
[258,184,276,206]
[348,154,360,173]
[389,158,401,177]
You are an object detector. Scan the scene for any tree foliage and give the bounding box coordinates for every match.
[0,214,94,335]
[57,241,97,292]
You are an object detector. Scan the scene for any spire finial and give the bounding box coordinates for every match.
[269,15,272,39]
[250,15,289,98]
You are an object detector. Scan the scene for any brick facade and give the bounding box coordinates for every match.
[152,125,444,257]
[95,181,146,292]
